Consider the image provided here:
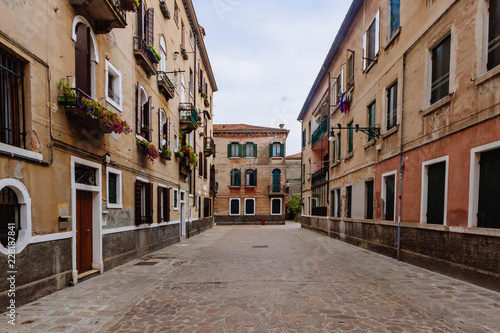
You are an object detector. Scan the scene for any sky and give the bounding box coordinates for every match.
[192,0,351,155]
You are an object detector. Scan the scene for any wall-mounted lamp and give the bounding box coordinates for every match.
[173,51,180,60]
[104,152,111,164]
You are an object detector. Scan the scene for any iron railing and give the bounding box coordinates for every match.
[311,118,328,147]
[204,137,215,156]
[157,71,175,99]
[312,167,328,187]
[179,103,198,124]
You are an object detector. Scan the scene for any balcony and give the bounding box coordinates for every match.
[69,0,127,34]
[133,37,158,77]
[210,181,219,197]
[157,71,175,101]
[311,118,328,148]
[204,137,215,157]
[179,103,198,133]
[268,184,286,196]
[179,157,192,178]
[312,167,328,187]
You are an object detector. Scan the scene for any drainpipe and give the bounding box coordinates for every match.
[397,54,407,261]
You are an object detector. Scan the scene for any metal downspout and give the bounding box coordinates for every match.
[397,54,407,261]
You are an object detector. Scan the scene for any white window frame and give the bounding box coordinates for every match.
[158,184,168,222]
[229,198,241,216]
[173,188,179,210]
[420,156,449,225]
[105,60,122,111]
[271,198,282,216]
[476,0,500,79]
[174,133,179,152]
[0,178,32,255]
[180,190,186,203]
[106,167,123,209]
[468,140,500,227]
[244,198,256,216]
[362,9,380,71]
[382,170,397,221]
[160,37,167,72]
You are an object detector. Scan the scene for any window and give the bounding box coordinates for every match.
[271,198,282,215]
[365,180,374,219]
[332,137,336,162]
[421,158,448,225]
[333,74,341,107]
[173,188,179,210]
[389,0,400,38]
[158,186,170,223]
[245,143,257,158]
[174,2,179,24]
[189,30,194,49]
[228,142,240,158]
[105,61,122,111]
[230,198,240,216]
[308,159,311,179]
[337,133,342,160]
[160,37,167,72]
[159,111,170,151]
[136,84,152,141]
[363,11,380,71]
[302,164,305,183]
[174,133,179,152]
[387,82,398,131]
[476,147,500,229]
[270,142,284,158]
[348,122,354,154]
[245,169,257,187]
[204,197,211,218]
[368,101,376,141]
[244,198,255,215]
[1,49,25,149]
[308,121,311,141]
[488,0,500,70]
[346,186,352,218]
[189,68,194,97]
[336,189,341,217]
[382,171,397,221]
[0,179,31,254]
[75,164,97,186]
[199,152,203,177]
[431,35,451,104]
[347,51,355,88]
[308,196,311,215]
[271,169,281,193]
[135,179,153,225]
[107,168,122,209]
[230,169,241,187]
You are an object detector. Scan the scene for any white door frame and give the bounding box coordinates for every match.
[420,156,449,225]
[71,156,103,285]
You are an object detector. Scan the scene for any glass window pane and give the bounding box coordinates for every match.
[108,173,117,204]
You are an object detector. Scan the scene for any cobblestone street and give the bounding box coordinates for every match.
[2,223,500,332]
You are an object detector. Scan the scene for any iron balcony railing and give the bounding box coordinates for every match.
[157,71,175,100]
[312,167,328,187]
[311,118,328,147]
[69,0,127,33]
[133,37,158,76]
[179,103,198,124]
[204,137,215,156]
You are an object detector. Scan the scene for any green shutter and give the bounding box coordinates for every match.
[269,143,273,157]
[253,143,257,157]
[242,144,246,158]
[237,169,241,186]
[239,144,244,158]
[254,169,258,186]
[227,144,232,158]
[280,143,285,157]
[230,169,234,186]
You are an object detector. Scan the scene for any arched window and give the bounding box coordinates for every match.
[272,169,281,193]
[72,16,98,98]
[245,169,257,187]
[230,169,240,187]
[0,179,32,254]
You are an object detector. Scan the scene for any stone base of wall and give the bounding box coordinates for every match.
[301,216,500,291]
[0,239,73,310]
[103,224,180,271]
[188,217,213,238]
[215,215,285,225]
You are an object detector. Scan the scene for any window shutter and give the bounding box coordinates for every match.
[227,144,232,158]
[136,83,142,135]
[157,186,162,223]
[146,8,155,46]
[165,189,170,222]
[362,32,367,71]
[239,144,244,158]
[166,117,170,150]
[213,144,216,157]
[147,183,154,223]
[280,143,285,157]
[269,143,273,157]
[147,96,153,142]
[242,144,246,158]
[375,10,380,55]
[237,169,241,186]
[159,110,163,148]
[138,0,144,38]
[253,143,257,157]
[254,169,258,186]
[135,180,142,225]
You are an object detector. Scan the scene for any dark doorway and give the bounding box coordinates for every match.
[385,175,395,221]
[366,180,374,220]
[76,191,93,273]
[427,162,446,225]
[478,148,500,229]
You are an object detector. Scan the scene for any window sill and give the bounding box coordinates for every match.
[106,96,122,112]
[271,157,283,160]
[383,27,401,50]
[229,186,240,189]
[229,157,240,160]
[381,125,399,139]
[345,152,354,160]
[244,157,256,159]
[244,186,256,188]
[136,134,147,142]
[363,56,378,74]
[364,139,376,149]
[107,203,123,209]
[331,161,341,168]
[0,142,43,162]
[420,94,453,117]
[475,65,500,86]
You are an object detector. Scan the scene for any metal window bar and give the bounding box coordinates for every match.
[107,88,121,105]
[1,49,25,149]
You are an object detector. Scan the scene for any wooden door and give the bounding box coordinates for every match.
[478,148,500,229]
[427,162,446,225]
[75,23,91,96]
[76,191,93,273]
[385,175,395,221]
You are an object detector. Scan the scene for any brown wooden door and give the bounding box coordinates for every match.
[75,23,91,96]
[76,191,93,273]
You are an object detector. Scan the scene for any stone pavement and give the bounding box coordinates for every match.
[2,222,500,332]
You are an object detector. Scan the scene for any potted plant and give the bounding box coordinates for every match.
[122,0,140,11]
[160,144,172,160]
[57,78,76,103]
[140,125,149,138]
[136,139,159,162]
[199,131,205,137]
[181,48,189,60]
[189,150,198,166]
[146,45,161,64]
[159,0,170,18]
[204,98,210,107]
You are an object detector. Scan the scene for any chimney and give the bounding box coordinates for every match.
[279,124,284,129]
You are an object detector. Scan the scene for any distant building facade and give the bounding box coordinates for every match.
[285,153,302,219]
[298,0,500,289]
[213,124,289,225]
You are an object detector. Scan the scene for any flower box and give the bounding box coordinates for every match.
[136,139,159,162]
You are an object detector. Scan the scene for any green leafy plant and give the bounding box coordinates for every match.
[146,45,161,62]
[141,125,150,133]
[133,0,140,6]
[137,139,159,162]
[57,78,76,99]
[286,193,302,220]
[204,98,210,107]
[160,144,172,157]
[201,92,207,99]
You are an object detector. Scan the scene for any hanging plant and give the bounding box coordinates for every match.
[137,139,159,162]
[204,98,210,107]
[146,45,161,63]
